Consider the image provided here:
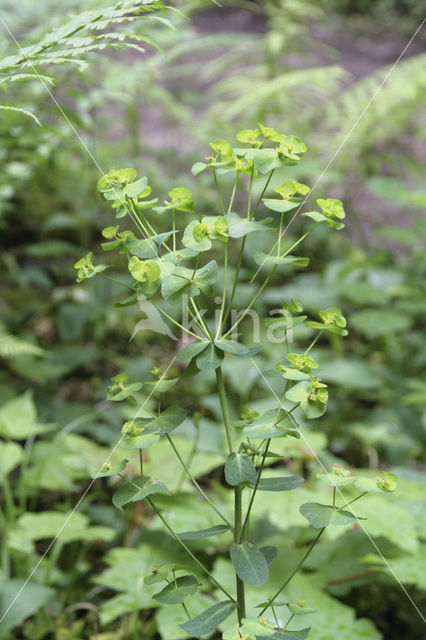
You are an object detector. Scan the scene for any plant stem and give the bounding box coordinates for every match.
[146,497,236,603]
[234,485,246,624]
[240,439,271,541]
[151,301,199,339]
[100,273,134,290]
[165,434,233,530]
[223,264,278,339]
[260,528,325,615]
[213,168,225,215]
[340,491,368,510]
[247,166,254,219]
[172,208,176,252]
[284,613,294,631]
[215,242,229,339]
[222,235,246,327]
[190,299,213,341]
[215,366,246,622]
[227,173,239,214]
[305,329,324,355]
[250,171,274,220]
[277,212,284,256]
[215,367,234,452]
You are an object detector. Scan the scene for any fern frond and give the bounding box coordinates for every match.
[0,1,172,120]
[327,53,426,152]
[0,325,45,358]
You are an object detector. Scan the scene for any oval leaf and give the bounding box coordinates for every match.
[230,542,269,586]
[225,452,257,486]
[252,476,304,492]
[180,600,236,637]
[299,502,365,529]
[178,525,230,540]
[112,477,169,510]
[153,575,198,604]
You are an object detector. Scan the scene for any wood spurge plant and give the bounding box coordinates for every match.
[76,124,397,639]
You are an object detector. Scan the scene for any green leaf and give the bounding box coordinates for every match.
[191,161,207,176]
[262,198,299,213]
[252,476,304,492]
[243,409,298,439]
[176,341,209,362]
[120,432,160,450]
[0,392,54,440]
[215,339,262,357]
[0,580,54,636]
[182,220,212,252]
[153,575,198,605]
[230,541,269,585]
[125,177,148,198]
[252,148,282,174]
[225,452,257,486]
[151,405,187,435]
[225,212,273,238]
[177,525,231,540]
[0,441,23,477]
[112,477,169,510]
[196,343,224,371]
[91,459,128,479]
[180,600,236,637]
[253,252,309,268]
[300,503,364,529]
[260,545,278,565]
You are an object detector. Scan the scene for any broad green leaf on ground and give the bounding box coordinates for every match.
[0,580,54,636]
[350,309,412,339]
[300,503,363,529]
[177,525,231,540]
[225,452,257,486]
[0,392,54,439]
[153,575,199,605]
[0,441,23,476]
[230,542,269,585]
[180,600,236,637]
[112,477,169,510]
[13,511,115,546]
[22,433,110,491]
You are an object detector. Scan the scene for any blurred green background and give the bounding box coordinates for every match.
[0,1,425,639]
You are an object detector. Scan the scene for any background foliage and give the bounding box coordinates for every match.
[0,1,425,639]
